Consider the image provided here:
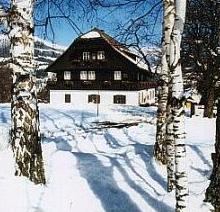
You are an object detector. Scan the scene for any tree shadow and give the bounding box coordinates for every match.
[42,136,72,152]
[74,152,142,212]
[123,130,167,191]
[133,144,167,191]
[109,157,173,212]
[0,111,8,124]
[104,131,124,149]
[123,154,162,196]
[51,109,95,132]
[0,105,10,124]
[190,166,211,178]
[40,112,61,131]
[187,145,212,169]
[39,107,170,211]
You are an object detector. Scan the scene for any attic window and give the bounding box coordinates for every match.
[114,71,121,80]
[83,52,90,60]
[64,71,71,80]
[91,53,96,60]
[97,51,105,60]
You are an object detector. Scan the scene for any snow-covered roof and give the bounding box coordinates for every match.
[184,89,201,104]
[80,31,101,39]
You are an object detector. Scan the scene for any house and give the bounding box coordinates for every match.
[184,88,202,117]
[46,28,158,106]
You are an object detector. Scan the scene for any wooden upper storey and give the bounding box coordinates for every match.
[46,28,158,90]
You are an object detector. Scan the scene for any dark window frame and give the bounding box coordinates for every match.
[97,51,105,60]
[83,52,90,61]
[65,94,71,103]
[113,95,126,104]
[64,71,71,80]
[88,94,100,104]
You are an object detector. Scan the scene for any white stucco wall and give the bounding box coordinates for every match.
[50,90,140,106]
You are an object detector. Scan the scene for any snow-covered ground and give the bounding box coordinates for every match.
[0,104,215,212]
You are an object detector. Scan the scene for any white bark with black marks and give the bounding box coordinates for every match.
[169,0,188,211]
[9,0,45,184]
[155,0,175,165]
[166,103,175,192]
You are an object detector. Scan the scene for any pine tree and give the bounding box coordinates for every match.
[181,0,220,118]
[205,1,220,210]
[9,0,45,184]
[205,101,220,211]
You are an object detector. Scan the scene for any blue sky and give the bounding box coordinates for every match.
[0,0,162,47]
[34,1,162,48]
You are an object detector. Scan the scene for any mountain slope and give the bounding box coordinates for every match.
[0,34,66,77]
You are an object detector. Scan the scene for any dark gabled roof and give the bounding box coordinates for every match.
[80,28,150,71]
[46,28,150,73]
[85,28,132,54]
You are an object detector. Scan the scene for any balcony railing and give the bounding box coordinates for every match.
[47,80,157,91]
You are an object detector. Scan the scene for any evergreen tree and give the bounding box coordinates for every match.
[182,0,220,118]
[205,1,220,210]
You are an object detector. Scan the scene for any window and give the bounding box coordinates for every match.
[65,94,71,103]
[64,71,71,80]
[88,71,96,80]
[123,73,128,80]
[88,94,100,104]
[113,95,126,104]
[114,71,121,80]
[92,53,96,60]
[83,52,90,60]
[80,71,96,80]
[80,71,87,80]
[97,51,105,60]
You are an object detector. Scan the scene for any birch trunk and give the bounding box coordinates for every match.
[155,0,175,165]
[166,101,175,192]
[169,0,188,211]
[9,0,46,184]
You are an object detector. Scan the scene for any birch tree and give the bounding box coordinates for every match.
[9,0,45,184]
[154,0,174,168]
[169,0,188,210]
[164,0,176,192]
